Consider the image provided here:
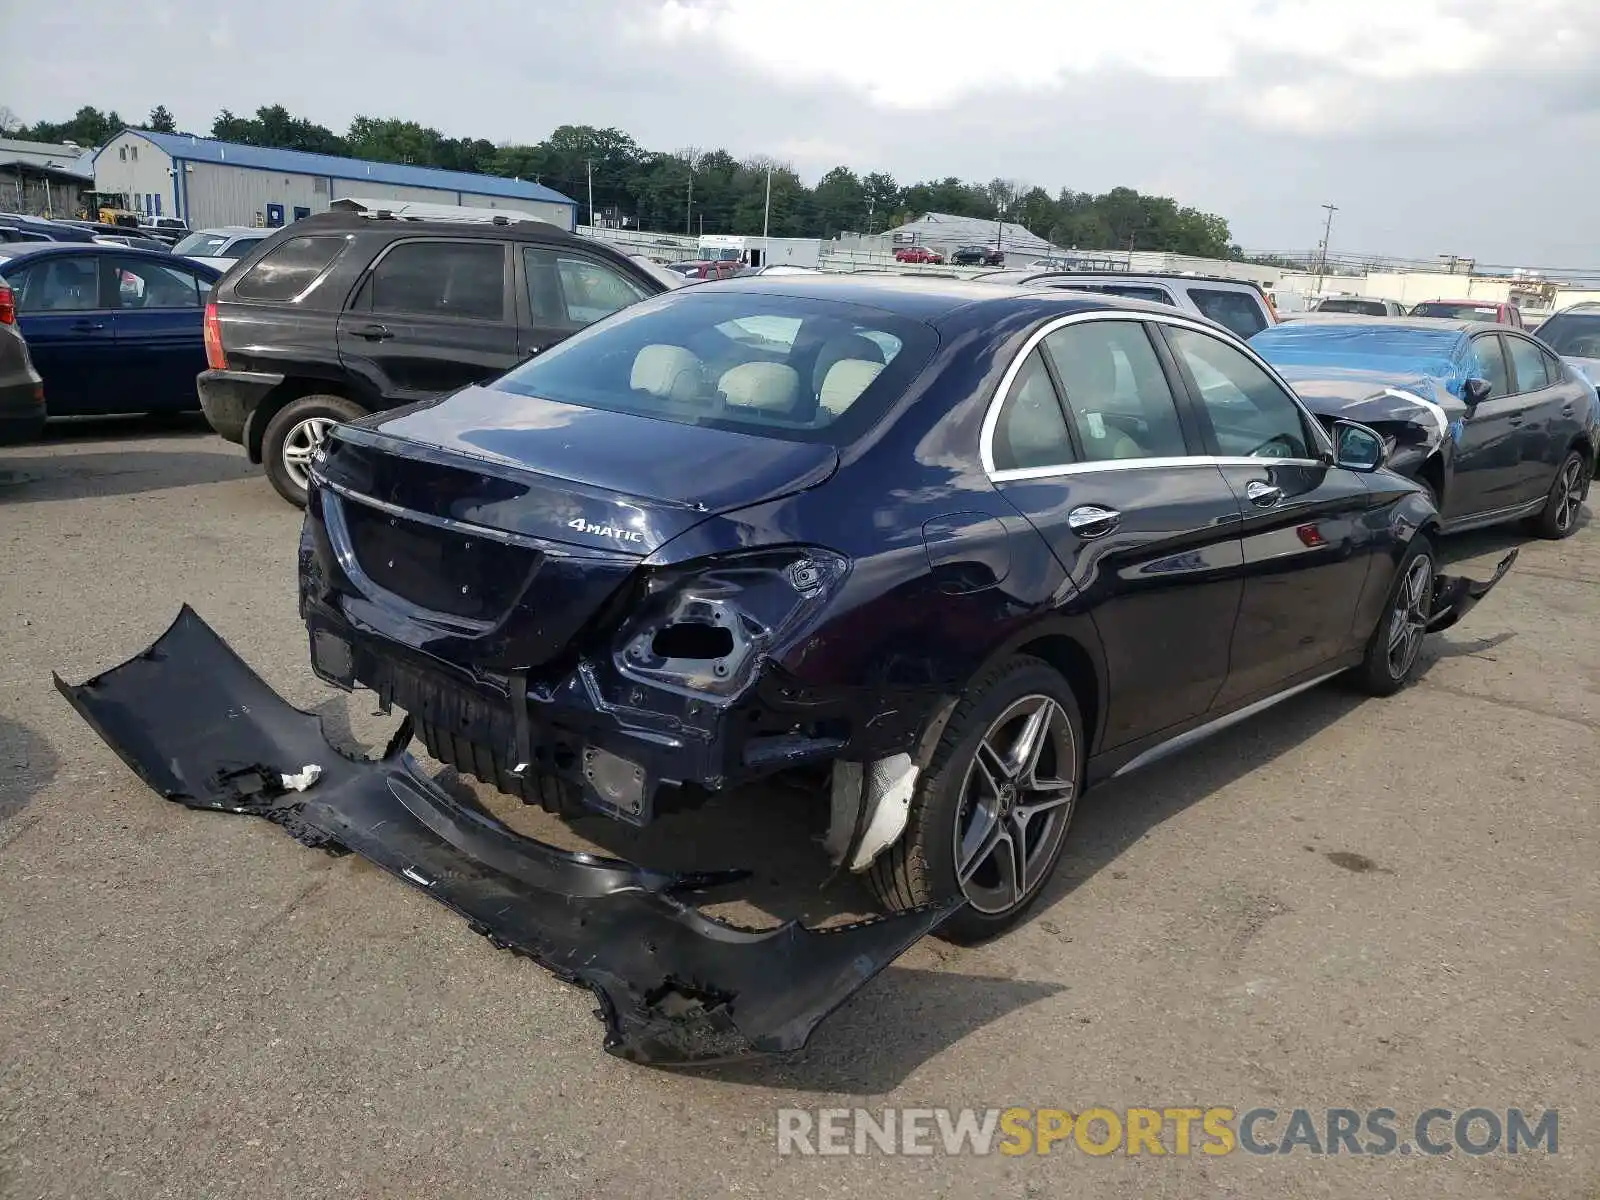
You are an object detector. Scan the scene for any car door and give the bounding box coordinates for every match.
[1502,332,1581,503]
[336,238,518,402]
[104,255,212,410]
[1156,320,1381,702]
[6,253,116,415]
[1451,332,1525,517]
[517,245,653,361]
[986,317,1246,752]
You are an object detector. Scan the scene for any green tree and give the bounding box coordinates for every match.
[147,105,177,133]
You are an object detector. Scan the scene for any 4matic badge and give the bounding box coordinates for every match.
[568,517,645,543]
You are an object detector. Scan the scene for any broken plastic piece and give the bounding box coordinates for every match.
[55,606,958,1066]
[1428,549,1518,634]
[280,764,322,792]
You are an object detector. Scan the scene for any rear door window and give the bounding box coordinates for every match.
[7,257,104,311]
[991,348,1074,471]
[1187,287,1268,338]
[105,257,207,308]
[365,241,507,321]
[233,235,347,302]
[1504,336,1548,394]
[1042,320,1190,461]
[524,248,649,328]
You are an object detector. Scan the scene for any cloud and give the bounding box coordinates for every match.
[648,0,1600,132]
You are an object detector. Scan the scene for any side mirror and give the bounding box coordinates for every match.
[1332,420,1385,472]
[1463,377,1492,407]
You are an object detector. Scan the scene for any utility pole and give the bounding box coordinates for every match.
[686,166,694,237]
[762,166,772,241]
[1314,203,1338,292]
[586,159,595,229]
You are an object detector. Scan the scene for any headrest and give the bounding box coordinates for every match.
[718,361,801,413]
[813,333,886,395]
[818,359,884,417]
[630,345,703,403]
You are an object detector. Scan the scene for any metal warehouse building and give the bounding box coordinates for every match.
[92,129,577,232]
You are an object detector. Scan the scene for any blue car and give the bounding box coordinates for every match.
[1252,316,1596,537]
[0,243,221,419]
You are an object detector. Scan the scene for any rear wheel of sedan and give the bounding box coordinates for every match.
[263,394,368,508]
[1526,449,1587,540]
[866,656,1083,944]
[1351,534,1434,697]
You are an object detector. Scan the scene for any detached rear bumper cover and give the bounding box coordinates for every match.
[55,607,955,1066]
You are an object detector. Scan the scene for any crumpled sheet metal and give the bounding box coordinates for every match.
[55,606,957,1066]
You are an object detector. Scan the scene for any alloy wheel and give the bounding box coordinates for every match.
[281,416,335,490]
[1386,554,1433,680]
[1554,458,1585,533]
[952,694,1077,915]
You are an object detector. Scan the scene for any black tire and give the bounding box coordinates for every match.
[1350,534,1435,697]
[866,656,1084,944]
[1526,449,1587,540]
[262,394,367,508]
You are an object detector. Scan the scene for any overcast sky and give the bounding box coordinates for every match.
[5,0,1598,265]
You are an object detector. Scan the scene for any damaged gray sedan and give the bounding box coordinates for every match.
[61,280,1520,1064]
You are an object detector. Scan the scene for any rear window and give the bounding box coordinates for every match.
[221,236,265,259]
[1187,287,1268,338]
[1532,312,1600,359]
[1412,301,1499,320]
[174,233,228,257]
[491,291,937,444]
[1315,298,1388,316]
[232,235,347,302]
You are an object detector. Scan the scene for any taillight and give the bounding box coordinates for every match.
[203,301,227,370]
[0,284,14,325]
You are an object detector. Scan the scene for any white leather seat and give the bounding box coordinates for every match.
[817,359,884,418]
[718,361,801,413]
[630,345,704,403]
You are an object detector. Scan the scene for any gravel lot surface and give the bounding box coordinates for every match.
[2,420,1595,1199]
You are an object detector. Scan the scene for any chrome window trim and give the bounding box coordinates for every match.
[991,454,1329,484]
[979,309,1335,480]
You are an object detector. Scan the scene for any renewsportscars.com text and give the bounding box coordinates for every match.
[776,1106,1559,1158]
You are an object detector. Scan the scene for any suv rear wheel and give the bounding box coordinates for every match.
[263,394,368,508]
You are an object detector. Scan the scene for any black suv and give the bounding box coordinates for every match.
[198,211,668,506]
[949,244,1006,266]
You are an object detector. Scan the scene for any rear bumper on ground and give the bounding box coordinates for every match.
[197,368,282,446]
[55,606,955,1065]
[0,378,45,444]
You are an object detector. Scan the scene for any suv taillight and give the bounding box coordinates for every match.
[0,283,14,326]
[203,300,226,370]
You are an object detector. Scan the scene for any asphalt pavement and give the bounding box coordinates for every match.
[1,420,1595,1199]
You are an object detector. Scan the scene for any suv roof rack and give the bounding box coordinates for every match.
[1020,268,1271,292]
[292,208,572,237]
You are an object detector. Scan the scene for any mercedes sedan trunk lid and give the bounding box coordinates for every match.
[330,384,840,555]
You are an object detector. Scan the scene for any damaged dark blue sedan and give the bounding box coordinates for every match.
[61,277,1516,1064]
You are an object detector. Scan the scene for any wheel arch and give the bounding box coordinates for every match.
[244,378,373,464]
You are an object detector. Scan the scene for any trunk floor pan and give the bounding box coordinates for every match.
[55,606,956,1066]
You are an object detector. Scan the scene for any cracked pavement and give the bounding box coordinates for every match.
[1,421,1596,1199]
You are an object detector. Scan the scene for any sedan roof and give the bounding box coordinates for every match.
[0,242,222,274]
[685,271,1196,326]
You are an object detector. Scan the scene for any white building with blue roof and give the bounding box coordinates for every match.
[92,128,577,231]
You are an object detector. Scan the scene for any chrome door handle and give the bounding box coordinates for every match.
[1245,480,1282,507]
[1068,505,1121,538]
[354,323,392,341]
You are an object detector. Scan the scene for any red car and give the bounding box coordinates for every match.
[893,245,945,264]
[1410,298,1524,327]
[669,259,742,281]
